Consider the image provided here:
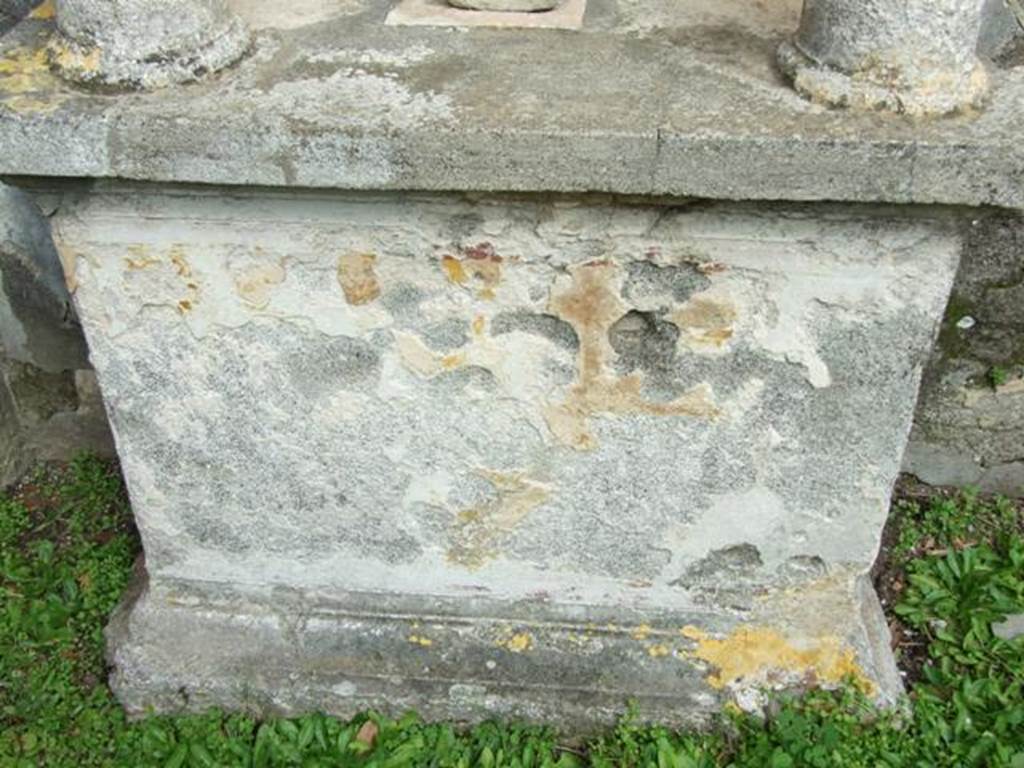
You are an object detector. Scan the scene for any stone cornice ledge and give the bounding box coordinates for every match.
[0,0,1021,208]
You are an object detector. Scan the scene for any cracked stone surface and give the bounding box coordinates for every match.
[49,183,962,724]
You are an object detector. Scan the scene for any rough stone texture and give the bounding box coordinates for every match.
[49,182,964,724]
[903,210,1024,496]
[0,180,88,373]
[1,0,1023,207]
[1,360,114,464]
[778,0,990,116]
[49,0,250,89]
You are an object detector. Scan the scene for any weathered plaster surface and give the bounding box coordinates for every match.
[0,0,1022,206]
[53,184,959,721]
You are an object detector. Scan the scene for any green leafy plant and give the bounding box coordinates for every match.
[988,366,1010,389]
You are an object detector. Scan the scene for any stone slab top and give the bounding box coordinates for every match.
[1,0,1022,208]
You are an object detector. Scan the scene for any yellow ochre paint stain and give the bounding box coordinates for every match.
[679,625,875,694]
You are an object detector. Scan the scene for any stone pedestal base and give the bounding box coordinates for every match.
[53,184,960,725]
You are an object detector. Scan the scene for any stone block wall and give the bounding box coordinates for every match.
[0,181,113,487]
[903,209,1024,496]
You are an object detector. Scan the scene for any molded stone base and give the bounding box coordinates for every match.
[48,15,249,90]
[777,42,990,117]
[107,566,901,728]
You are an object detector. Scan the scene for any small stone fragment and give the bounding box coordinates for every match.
[355,720,379,748]
[993,614,1024,641]
[955,315,976,330]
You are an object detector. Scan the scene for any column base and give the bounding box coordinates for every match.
[778,41,990,117]
[106,563,902,729]
[48,16,249,90]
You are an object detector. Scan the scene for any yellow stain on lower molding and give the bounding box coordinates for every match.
[647,643,671,658]
[631,624,652,641]
[496,631,533,654]
[408,634,434,647]
[680,625,874,694]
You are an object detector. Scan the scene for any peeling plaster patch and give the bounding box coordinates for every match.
[390,321,567,433]
[680,625,873,696]
[120,244,200,316]
[622,260,710,308]
[671,296,738,351]
[663,487,787,578]
[441,242,503,300]
[491,311,578,351]
[394,331,461,378]
[234,262,287,309]
[447,470,551,569]
[402,471,454,509]
[337,252,381,305]
[168,245,199,314]
[546,261,719,450]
